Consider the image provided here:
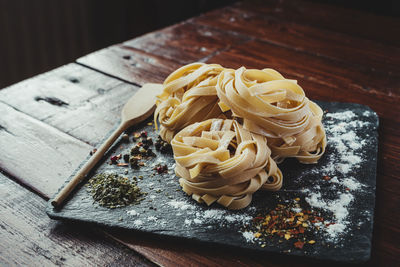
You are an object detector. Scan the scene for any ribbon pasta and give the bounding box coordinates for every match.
[154,63,327,210]
[154,62,226,143]
[171,119,282,210]
[216,67,326,164]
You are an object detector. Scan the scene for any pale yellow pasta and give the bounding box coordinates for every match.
[154,63,226,143]
[216,67,326,164]
[171,119,282,210]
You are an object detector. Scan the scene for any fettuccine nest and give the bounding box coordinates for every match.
[154,63,327,209]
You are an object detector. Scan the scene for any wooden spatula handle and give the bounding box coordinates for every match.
[51,122,126,207]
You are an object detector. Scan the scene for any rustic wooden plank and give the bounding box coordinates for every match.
[208,40,400,100]
[44,82,140,146]
[233,0,400,47]
[0,63,142,146]
[0,102,92,197]
[123,22,249,64]
[190,7,400,74]
[107,231,331,267]
[77,45,181,85]
[208,48,400,124]
[109,221,399,267]
[0,172,154,266]
[0,63,123,121]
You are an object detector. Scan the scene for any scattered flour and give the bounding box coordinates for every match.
[167,200,195,210]
[127,210,139,216]
[133,219,143,226]
[301,110,372,241]
[147,216,158,222]
[242,231,255,243]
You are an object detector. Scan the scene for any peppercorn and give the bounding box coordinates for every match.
[153,163,168,174]
[138,147,147,155]
[123,154,130,162]
[143,137,153,146]
[129,156,139,168]
[160,143,172,153]
[146,148,156,157]
[140,131,148,138]
[110,155,119,163]
[121,134,130,143]
[131,146,140,155]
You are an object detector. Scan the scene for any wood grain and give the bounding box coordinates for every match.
[44,83,140,146]
[123,22,249,64]
[0,172,154,267]
[107,230,362,267]
[0,0,400,266]
[0,63,123,122]
[77,45,181,85]
[233,0,400,47]
[206,39,400,100]
[0,63,142,146]
[191,6,400,74]
[204,43,400,121]
[0,102,92,197]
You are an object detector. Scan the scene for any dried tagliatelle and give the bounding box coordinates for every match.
[171,118,282,210]
[154,62,226,143]
[216,67,326,164]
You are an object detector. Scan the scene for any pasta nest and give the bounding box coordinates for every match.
[171,118,282,210]
[216,67,326,164]
[154,62,226,143]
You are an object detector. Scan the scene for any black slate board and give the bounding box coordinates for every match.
[47,101,379,263]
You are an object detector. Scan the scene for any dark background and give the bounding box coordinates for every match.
[0,0,398,89]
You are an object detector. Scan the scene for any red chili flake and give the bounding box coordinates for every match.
[345,187,350,191]
[117,163,129,167]
[294,241,305,249]
[323,175,331,181]
[326,222,336,227]
[245,200,325,248]
[267,221,277,229]
[110,155,119,162]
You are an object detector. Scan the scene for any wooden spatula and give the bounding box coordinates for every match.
[51,83,163,207]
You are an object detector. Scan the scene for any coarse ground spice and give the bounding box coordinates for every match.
[243,199,324,249]
[87,173,146,208]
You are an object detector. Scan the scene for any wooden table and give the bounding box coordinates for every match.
[1,0,399,266]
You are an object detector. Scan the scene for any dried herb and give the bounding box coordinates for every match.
[87,173,145,208]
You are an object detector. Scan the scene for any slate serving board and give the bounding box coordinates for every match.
[47,101,379,263]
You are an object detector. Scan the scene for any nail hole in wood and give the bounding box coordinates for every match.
[123,55,131,60]
[34,96,69,106]
[69,78,79,83]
